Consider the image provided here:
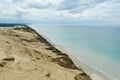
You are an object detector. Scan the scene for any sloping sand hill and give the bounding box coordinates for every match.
[0,26,91,80]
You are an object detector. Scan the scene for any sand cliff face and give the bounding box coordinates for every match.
[0,26,91,80]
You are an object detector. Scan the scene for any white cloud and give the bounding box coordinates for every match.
[78,0,120,19]
[0,0,120,24]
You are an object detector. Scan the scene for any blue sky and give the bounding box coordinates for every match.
[0,0,120,25]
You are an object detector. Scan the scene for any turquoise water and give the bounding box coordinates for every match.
[30,24,120,80]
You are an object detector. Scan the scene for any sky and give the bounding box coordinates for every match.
[0,0,120,25]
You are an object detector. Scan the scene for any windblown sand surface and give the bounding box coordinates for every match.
[0,26,91,80]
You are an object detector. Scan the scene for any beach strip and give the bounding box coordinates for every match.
[32,25,115,80]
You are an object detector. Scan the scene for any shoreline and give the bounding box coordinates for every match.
[29,26,116,80]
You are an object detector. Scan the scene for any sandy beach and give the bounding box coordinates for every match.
[0,25,90,80]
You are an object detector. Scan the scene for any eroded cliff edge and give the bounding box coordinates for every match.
[0,26,91,80]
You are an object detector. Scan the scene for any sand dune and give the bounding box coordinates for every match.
[0,26,90,80]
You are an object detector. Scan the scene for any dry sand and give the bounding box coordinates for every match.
[0,26,91,80]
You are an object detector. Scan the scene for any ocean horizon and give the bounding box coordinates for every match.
[30,24,120,80]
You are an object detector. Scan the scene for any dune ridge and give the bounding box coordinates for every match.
[0,26,91,80]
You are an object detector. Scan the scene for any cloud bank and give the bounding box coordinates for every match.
[0,0,120,25]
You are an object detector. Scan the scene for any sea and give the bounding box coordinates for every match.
[30,24,120,80]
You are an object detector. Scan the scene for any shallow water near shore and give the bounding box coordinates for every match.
[30,24,120,80]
